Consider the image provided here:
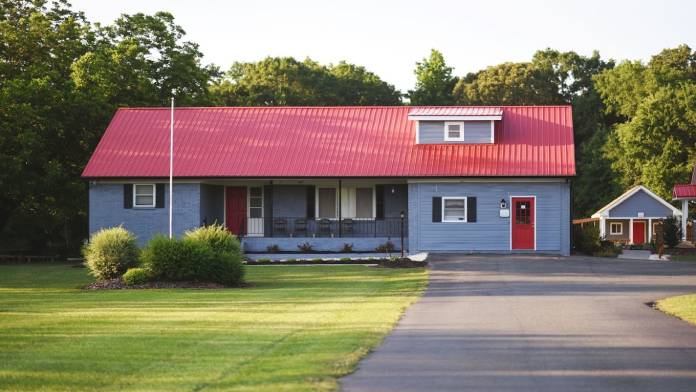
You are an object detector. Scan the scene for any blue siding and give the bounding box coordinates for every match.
[89,183,201,246]
[408,181,571,255]
[384,184,408,217]
[608,189,675,217]
[272,185,307,217]
[418,120,493,144]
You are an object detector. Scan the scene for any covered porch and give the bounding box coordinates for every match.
[199,179,409,252]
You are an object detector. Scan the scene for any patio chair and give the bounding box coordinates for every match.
[341,218,354,237]
[294,218,307,237]
[317,218,331,237]
[273,218,287,237]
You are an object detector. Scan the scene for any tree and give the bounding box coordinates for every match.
[0,1,219,253]
[407,49,456,105]
[595,45,696,200]
[210,57,401,106]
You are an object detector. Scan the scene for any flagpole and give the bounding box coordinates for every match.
[169,89,175,239]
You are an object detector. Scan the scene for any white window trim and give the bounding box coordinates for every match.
[444,121,465,142]
[133,183,156,208]
[609,222,623,235]
[442,196,468,223]
[247,186,264,218]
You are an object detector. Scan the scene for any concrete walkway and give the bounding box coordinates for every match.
[341,255,696,392]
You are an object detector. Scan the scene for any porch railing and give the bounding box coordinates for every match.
[242,217,407,238]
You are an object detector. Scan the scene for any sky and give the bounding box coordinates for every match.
[70,0,695,92]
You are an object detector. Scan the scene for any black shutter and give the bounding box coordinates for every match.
[375,185,385,219]
[155,184,165,208]
[306,186,316,218]
[123,184,133,209]
[467,197,477,222]
[432,197,442,222]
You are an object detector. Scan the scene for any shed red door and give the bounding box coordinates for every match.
[633,221,645,245]
[512,197,535,250]
[226,187,247,236]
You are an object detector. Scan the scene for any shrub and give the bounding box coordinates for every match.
[286,258,297,263]
[312,258,324,263]
[341,243,353,253]
[82,227,139,280]
[297,242,314,252]
[340,257,351,262]
[375,241,395,253]
[663,217,682,248]
[122,267,150,285]
[183,224,241,254]
[572,224,602,255]
[266,244,280,253]
[257,258,272,263]
[141,235,244,286]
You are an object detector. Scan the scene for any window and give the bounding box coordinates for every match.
[515,201,531,224]
[609,222,623,235]
[318,188,337,218]
[442,197,467,222]
[249,187,263,218]
[444,122,464,141]
[355,188,373,218]
[133,184,155,207]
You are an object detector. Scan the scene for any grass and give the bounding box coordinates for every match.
[0,263,427,391]
[656,294,696,326]
[668,255,696,262]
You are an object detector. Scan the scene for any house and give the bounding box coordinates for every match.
[585,185,682,245]
[82,106,575,255]
[672,163,696,241]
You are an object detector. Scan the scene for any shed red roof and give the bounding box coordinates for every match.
[673,184,696,199]
[81,106,575,178]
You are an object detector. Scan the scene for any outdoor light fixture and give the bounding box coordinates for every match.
[391,186,396,194]
[500,198,507,209]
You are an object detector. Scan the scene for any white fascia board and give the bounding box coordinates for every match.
[408,115,502,121]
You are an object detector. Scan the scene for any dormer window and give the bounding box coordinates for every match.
[444,122,464,141]
[408,107,503,145]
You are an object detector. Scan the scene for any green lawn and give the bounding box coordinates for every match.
[668,255,696,262]
[0,263,427,391]
[657,294,696,326]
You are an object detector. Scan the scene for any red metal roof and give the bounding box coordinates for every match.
[82,106,575,178]
[673,184,696,199]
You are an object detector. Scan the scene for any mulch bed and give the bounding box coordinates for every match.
[245,258,427,268]
[84,278,227,290]
[665,248,696,256]
[377,258,428,268]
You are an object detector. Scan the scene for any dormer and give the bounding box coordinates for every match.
[408,107,503,144]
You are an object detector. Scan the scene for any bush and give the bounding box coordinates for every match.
[572,224,602,255]
[82,227,139,280]
[141,234,244,286]
[297,242,314,252]
[183,224,241,254]
[340,257,351,262]
[257,258,272,263]
[663,217,682,248]
[266,244,280,253]
[122,267,150,285]
[375,241,395,253]
[341,243,353,253]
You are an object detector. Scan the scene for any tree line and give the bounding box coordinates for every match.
[1,0,694,253]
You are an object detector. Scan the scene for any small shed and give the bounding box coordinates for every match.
[589,186,681,245]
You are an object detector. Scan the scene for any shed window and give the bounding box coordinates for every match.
[442,197,467,222]
[133,184,156,207]
[610,222,623,235]
[444,122,464,141]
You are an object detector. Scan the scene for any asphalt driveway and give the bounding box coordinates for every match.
[341,255,696,392]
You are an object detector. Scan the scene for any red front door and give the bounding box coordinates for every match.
[512,197,535,250]
[633,221,645,245]
[226,187,247,236]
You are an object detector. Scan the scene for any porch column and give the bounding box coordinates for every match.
[599,217,606,238]
[648,218,652,243]
[629,218,634,244]
[682,199,689,241]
